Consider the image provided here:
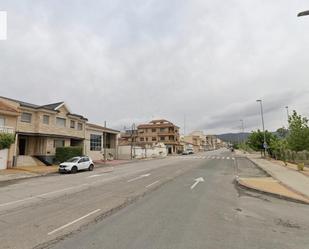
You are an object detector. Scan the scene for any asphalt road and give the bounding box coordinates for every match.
[50,150,308,249]
[0,149,224,249]
[1,149,309,249]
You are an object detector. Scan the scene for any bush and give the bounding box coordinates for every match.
[55,146,83,163]
[297,162,304,171]
[0,133,15,150]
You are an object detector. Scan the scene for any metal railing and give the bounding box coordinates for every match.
[0,126,15,134]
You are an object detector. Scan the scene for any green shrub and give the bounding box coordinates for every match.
[0,133,15,150]
[55,146,83,163]
[297,162,304,171]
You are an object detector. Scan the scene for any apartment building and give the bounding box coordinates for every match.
[182,131,207,152]
[118,129,138,146]
[205,135,225,150]
[136,119,181,154]
[0,96,119,168]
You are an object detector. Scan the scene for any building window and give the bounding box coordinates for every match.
[160,136,165,141]
[70,120,75,129]
[54,139,65,148]
[152,137,156,141]
[140,137,144,142]
[160,128,165,132]
[43,115,49,125]
[146,137,148,141]
[21,112,32,123]
[77,123,83,130]
[152,128,156,132]
[90,134,102,151]
[56,117,66,127]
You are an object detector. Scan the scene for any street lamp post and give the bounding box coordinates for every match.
[256,99,267,156]
[298,10,309,17]
[285,106,289,127]
[240,119,244,143]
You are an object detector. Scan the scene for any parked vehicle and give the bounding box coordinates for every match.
[58,156,94,173]
[182,149,194,155]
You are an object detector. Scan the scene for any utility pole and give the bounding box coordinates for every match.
[183,114,186,136]
[130,123,135,160]
[104,121,107,164]
[240,119,244,143]
[256,100,267,156]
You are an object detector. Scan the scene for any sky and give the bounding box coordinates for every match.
[1,0,309,134]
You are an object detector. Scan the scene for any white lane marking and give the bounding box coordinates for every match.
[145,180,160,188]
[88,174,101,178]
[190,177,205,190]
[222,157,225,160]
[0,185,87,207]
[226,157,230,160]
[232,157,235,160]
[48,209,101,235]
[127,173,151,183]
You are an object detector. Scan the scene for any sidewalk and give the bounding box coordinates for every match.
[0,166,58,183]
[247,154,309,198]
[0,160,131,184]
[237,151,309,203]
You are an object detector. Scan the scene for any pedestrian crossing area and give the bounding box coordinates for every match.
[175,156,235,160]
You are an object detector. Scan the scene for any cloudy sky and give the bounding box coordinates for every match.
[1,0,309,134]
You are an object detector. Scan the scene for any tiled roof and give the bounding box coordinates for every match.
[40,102,64,110]
[0,96,87,120]
[86,123,120,133]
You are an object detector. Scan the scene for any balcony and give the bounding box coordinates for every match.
[157,131,176,136]
[0,126,15,134]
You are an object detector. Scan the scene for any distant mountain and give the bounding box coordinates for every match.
[217,133,251,143]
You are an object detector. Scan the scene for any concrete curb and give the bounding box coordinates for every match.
[235,177,309,205]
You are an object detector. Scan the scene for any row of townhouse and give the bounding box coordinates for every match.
[181,131,226,153]
[119,119,182,154]
[0,96,119,169]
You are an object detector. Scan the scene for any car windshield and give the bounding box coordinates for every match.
[66,157,80,163]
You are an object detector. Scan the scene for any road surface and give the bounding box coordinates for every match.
[0,149,308,249]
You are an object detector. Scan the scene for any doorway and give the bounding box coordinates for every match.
[168,147,172,154]
[19,138,26,155]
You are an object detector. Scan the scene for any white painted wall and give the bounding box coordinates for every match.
[118,143,167,160]
[0,149,8,170]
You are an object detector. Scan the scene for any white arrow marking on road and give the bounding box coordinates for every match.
[190,177,205,190]
[127,173,151,183]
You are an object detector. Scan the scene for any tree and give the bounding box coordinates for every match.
[247,130,278,153]
[276,127,288,139]
[287,110,309,151]
[0,133,15,150]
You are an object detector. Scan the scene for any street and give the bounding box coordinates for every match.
[0,149,308,249]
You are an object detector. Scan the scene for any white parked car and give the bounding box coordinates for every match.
[58,156,94,173]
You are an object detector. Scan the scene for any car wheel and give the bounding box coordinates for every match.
[71,166,78,174]
[88,164,94,171]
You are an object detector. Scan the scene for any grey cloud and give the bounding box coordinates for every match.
[1,0,309,134]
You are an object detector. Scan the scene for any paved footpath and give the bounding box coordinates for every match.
[246,154,309,199]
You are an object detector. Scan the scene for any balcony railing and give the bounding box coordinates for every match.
[0,126,15,134]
